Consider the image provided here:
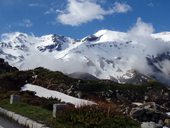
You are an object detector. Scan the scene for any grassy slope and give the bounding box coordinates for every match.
[0,66,167,128]
[0,99,140,128]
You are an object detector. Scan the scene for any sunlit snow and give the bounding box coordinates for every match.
[21,84,95,108]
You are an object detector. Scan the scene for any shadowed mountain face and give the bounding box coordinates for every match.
[0,58,18,73]
[68,72,99,81]
[1,30,170,84]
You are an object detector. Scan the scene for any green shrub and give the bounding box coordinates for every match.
[55,106,140,128]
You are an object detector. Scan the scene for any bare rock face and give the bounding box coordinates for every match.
[1,31,170,85]
[120,70,153,85]
[130,102,170,128]
[0,58,18,73]
[131,108,167,123]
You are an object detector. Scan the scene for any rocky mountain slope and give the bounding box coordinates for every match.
[0,58,169,127]
[0,58,18,73]
[0,30,170,84]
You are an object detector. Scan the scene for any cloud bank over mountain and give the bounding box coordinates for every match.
[1,18,170,84]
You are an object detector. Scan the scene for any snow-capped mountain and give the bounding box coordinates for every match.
[0,30,170,84]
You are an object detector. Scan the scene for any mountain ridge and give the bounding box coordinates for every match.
[0,30,170,84]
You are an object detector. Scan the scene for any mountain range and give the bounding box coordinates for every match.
[0,30,170,84]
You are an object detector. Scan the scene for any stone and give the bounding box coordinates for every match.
[6,111,14,118]
[18,116,28,126]
[116,93,129,103]
[32,122,45,128]
[77,91,82,98]
[164,118,170,127]
[53,103,69,118]
[130,107,166,123]
[10,95,20,104]
[158,119,164,126]
[25,119,34,128]
[12,113,20,122]
[147,102,157,110]
[144,96,149,101]
[141,122,162,128]
[0,106,47,128]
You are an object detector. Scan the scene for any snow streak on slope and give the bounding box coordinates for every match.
[152,32,170,42]
[1,18,170,84]
[21,84,95,108]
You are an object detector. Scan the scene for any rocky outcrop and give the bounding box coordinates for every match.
[130,108,167,123]
[0,58,18,73]
[130,102,170,128]
[141,122,162,128]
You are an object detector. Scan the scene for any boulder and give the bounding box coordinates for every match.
[164,118,170,127]
[130,108,166,123]
[141,122,162,128]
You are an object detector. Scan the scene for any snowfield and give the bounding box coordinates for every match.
[21,84,95,108]
[1,19,170,84]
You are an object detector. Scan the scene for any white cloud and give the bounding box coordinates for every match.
[0,0,22,6]
[28,3,47,8]
[146,0,155,7]
[126,18,170,75]
[29,3,40,7]
[44,8,56,15]
[113,2,132,13]
[128,17,154,38]
[44,8,63,15]
[57,0,132,26]
[147,2,154,7]
[127,17,155,52]
[18,19,33,28]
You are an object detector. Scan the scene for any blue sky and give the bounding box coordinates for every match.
[0,0,170,38]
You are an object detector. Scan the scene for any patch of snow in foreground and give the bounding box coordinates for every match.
[166,112,170,116]
[21,84,95,108]
[132,102,143,106]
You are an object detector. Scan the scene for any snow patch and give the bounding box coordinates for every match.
[166,112,170,116]
[132,102,143,106]
[21,84,95,108]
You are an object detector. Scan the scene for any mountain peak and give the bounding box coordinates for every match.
[94,29,127,42]
[1,30,170,84]
[1,32,28,42]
